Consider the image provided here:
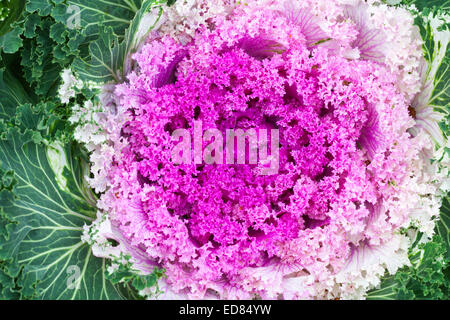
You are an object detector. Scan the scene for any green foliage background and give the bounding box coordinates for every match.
[0,0,169,300]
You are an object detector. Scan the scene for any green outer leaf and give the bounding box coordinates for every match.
[26,0,53,17]
[402,0,450,12]
[411,9,450,144]
[418,12,449,114]
[0,25,24,53]
[23,13,40,38]
[20,17,66,98]
[366,278,398,300]
[72,25,123,83]
[437,196,450,261]
[72,0,163,83]
[120,0,164,77]
[0,0,25,36]
[367,193,450,300]
[367,237,449,300]
[0,66,34,125]
[65,0,142,38]
[0,127,131,299]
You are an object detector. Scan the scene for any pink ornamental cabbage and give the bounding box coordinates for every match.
[98,4,425,299]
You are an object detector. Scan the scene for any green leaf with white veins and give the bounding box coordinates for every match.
[0,128,132,299]
[421,13,449,114]
[400,1,450,12]
[436,196,450,261]
[410,9,449,149]
[72,0,164,83]
[0,66,35,125]
[65,0,142,38]
[72,25,123,83]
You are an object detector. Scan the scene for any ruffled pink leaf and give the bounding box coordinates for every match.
[358,104,386,159]
[276,1,329,48]
[344,3,385,62]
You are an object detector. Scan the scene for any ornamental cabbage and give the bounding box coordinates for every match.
[0,0,449,300]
